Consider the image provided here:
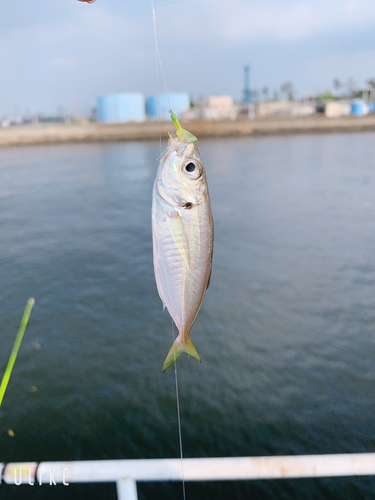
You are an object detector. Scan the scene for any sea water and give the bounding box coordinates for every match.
[0,132,374,499]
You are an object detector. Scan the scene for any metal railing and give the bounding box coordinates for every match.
[2,453,375,499]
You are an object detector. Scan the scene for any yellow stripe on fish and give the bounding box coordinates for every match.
[166,213,190,270]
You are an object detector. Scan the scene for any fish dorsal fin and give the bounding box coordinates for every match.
[166,212,190,269]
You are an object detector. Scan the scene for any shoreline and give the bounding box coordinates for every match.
[1,115,375,147]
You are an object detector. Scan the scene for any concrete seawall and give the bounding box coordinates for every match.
[1,115,375,147]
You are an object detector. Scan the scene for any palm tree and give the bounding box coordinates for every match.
[333,78,342,93]
[346,77,356,98]
[262,86,269,101]
[280,82,294,101]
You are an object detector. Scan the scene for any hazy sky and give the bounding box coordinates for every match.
[1,0,375,115]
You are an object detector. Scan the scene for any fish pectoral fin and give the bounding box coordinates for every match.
[166,212,190,269]
[163,337,201,372]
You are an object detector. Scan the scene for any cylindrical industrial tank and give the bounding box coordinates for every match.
[97,93,145,123]
[350,99,368,116]
[146,93,190,120]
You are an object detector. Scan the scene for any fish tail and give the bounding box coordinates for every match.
[162,336,201,372]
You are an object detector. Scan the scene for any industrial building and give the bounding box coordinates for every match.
[183,96,236,121]
[324,101,351,118]
[94,88,375,125]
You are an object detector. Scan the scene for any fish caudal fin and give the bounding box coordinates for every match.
[163,337,201,372]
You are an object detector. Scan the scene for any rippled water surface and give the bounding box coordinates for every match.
[0,133,375,499]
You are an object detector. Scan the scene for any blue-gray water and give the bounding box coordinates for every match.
[0,133,375,499]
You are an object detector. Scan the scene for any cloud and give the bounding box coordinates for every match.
[220,2,320,42]
[301,47,375,89]
[6,6,138,46]
[0,4,149,113]
[51,57,78,69]
[158,0,375,43]
[1,0,375,114]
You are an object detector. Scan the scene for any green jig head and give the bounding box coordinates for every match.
[169,110,197,143]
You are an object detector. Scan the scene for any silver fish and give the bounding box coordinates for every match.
[152,118,213,371]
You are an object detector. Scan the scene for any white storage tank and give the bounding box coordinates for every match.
[97,93,145,123]
[350,99,368,116]
[146,93,190,120]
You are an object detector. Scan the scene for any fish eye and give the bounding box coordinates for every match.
[182,159,202,180]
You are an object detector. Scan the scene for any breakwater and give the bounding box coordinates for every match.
[2,115,375,147]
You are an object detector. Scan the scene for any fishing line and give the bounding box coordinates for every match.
[172,321,187,500]
[150,0,171,110]
[150,4,186,497]
[150,0,162,152]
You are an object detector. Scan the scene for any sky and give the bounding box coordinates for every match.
[1,0,375,116]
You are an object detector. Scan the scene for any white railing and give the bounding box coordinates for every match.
[2,454,375,499]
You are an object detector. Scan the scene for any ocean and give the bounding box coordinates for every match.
[0,132,374,499]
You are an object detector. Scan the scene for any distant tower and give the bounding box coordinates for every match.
[243,65,251,103]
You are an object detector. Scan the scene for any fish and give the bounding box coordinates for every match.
[152,112,214,372]
[77,0,96,3]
